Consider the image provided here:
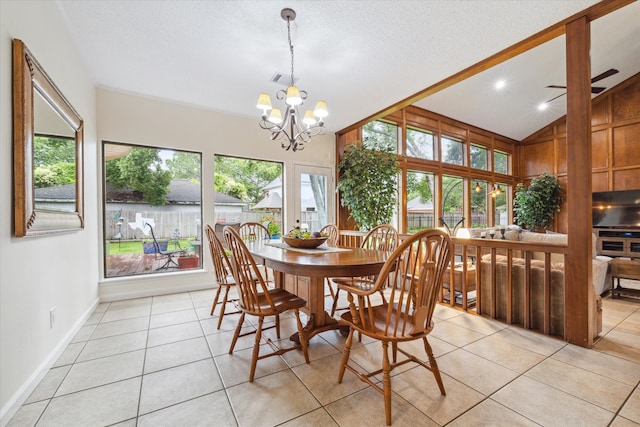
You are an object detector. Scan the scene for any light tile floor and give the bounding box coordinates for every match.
[8,287,640,426]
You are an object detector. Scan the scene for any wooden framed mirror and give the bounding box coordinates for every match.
[13,39,84,237]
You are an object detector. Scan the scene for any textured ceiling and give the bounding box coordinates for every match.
[57,0,639,141]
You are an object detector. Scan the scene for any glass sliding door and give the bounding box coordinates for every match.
[294,164,333,234]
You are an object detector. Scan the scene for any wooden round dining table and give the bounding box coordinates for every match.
[245,240,390,341]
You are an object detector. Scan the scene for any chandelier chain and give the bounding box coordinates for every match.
[287,18,295,86]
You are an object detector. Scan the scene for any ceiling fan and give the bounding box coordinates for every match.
[545,68,619,103]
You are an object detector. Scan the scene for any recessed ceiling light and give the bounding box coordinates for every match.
[494,79,506,90]
[537,102,548,111]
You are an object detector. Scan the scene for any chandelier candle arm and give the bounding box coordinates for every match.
[256,7,327,152]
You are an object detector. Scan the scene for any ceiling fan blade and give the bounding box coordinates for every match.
[591,86,606,94]
[546,92,566,103]
[591,68,619,83]
[546,85,567,89]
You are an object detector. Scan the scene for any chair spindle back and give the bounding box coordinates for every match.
[223,226,274,315]
[349,229,452,338]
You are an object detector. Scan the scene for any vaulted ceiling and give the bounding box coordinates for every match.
[57,0,639,141]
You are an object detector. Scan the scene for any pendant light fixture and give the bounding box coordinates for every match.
[256,8,328,152]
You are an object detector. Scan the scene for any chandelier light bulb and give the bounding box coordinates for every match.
[285,86,303,106]
[256,93,272,110]
[313,101,328,118]
[268,108,283,124]
[303,110,317,126]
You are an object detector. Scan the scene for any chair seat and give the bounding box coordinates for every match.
[341,303,433,341]
[331,277,376,292]
[218,274,236,286]
[244,288,307,316]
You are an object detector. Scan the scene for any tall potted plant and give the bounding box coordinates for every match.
[337,141,401,230]
[513,171,563,232]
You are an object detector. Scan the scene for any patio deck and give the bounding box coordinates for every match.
[105,253,201,278]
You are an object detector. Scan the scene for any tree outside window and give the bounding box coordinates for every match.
[470,144,488,170]
[441,175,464,229]
[362,120,398,152]
[494,151,509,174]
[406,128,434,160]
[406,171,435,232]
[441,136,464,165]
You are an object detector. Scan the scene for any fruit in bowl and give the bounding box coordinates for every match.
[283,229,328,249]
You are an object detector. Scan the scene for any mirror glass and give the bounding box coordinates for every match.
[33,89,77,212]
[13,39,84,236]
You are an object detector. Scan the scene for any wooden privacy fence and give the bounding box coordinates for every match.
[107,209,201,240]
[107,209,319,241]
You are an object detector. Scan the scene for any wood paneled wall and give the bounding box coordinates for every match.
[519,72,640,233]
[521,72,640,186]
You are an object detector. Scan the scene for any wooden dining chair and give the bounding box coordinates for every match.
[319,224,340,298]
[205,224,240,329]
[329,224,399,316]
[223,226,309,381]
[214,222,240,248]
[319,224,340,247]
[238,222,272,280]
[337,228,453,425]
[238,221,271,241]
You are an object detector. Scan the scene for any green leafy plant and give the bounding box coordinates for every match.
[513,172,563,231]
[267,222,280,237]
[337,140,401,230]
[261,216,280,236]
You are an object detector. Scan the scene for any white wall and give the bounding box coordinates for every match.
[97,88,335,299]
[0,3,335,422]
[0,1,99,423]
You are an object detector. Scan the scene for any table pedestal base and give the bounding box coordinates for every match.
[289,311,350,343]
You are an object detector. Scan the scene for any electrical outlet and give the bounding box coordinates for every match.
[50,307,56,329]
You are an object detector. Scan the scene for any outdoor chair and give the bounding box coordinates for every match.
[205,224,240,328]
[145,222,185,270]
[337,229,453,425]
[329,224,399,316]
[223,226,309,382]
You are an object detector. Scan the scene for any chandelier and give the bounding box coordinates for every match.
[256,8,328,152]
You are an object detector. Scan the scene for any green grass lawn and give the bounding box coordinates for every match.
[108,239,196,255]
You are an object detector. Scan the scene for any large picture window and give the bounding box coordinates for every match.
[103,142,202,278]
[441,136,464,165]
[441,175,464,229]
[214,155,283,237]
[494,150,509,174]
[471,180,489,228]
[494,183,509,226]
[406,128,434,160]
[406,171,435,232]
[470,144,488,170]
[363,120,398,151]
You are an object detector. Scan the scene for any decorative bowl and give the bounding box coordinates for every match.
[283,236,328,249]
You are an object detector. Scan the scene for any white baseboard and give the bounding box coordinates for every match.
[99,281,215,302]
[0,298,99,427]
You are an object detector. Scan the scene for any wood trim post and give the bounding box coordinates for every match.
[565,16,593,347]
